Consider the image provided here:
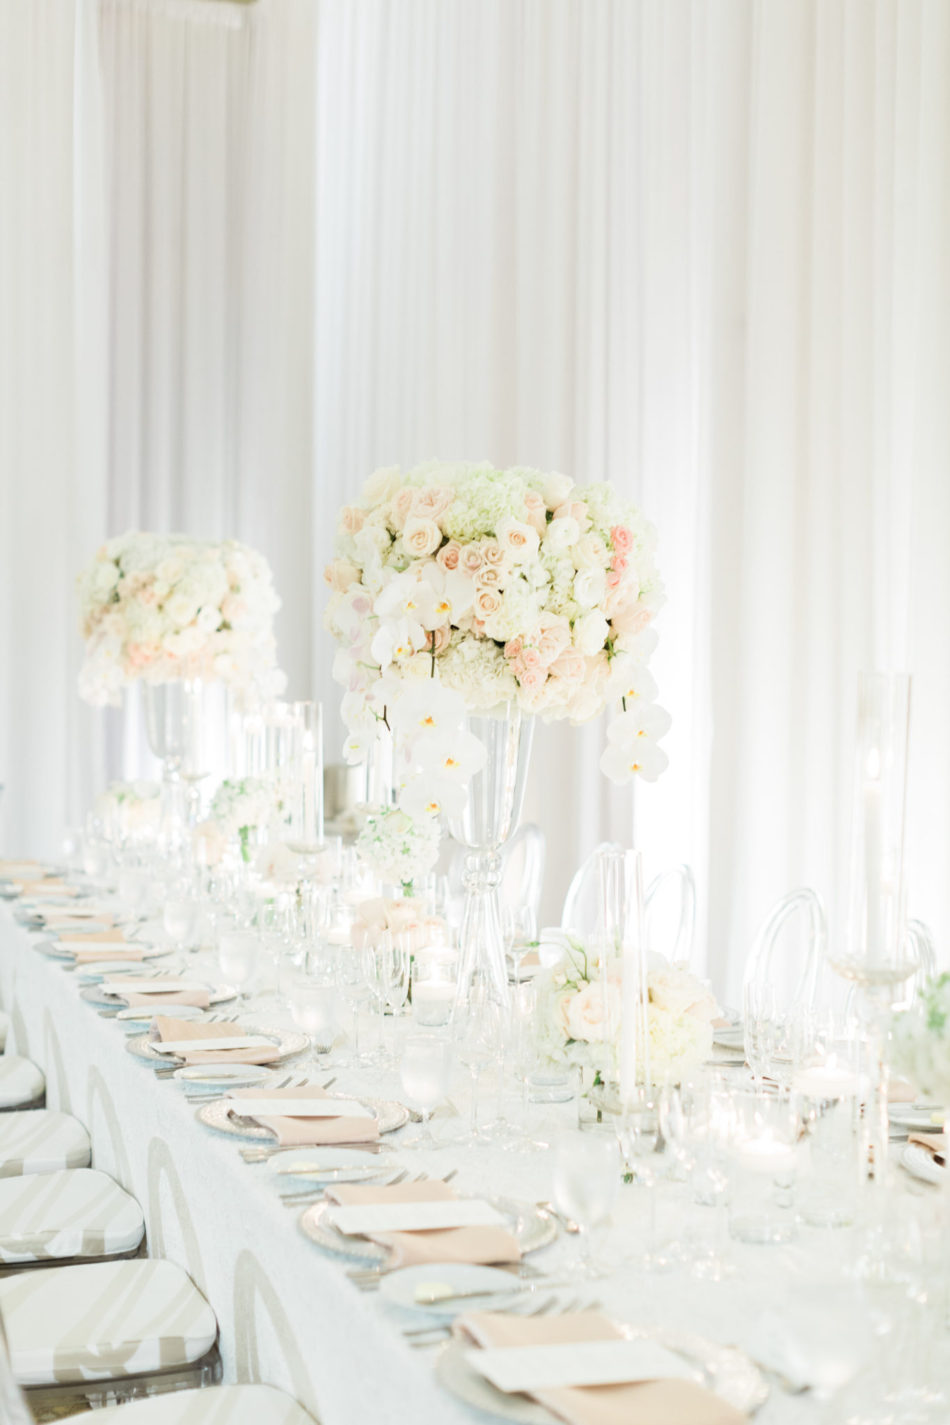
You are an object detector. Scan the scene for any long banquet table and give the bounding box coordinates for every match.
[0,903,922,1424]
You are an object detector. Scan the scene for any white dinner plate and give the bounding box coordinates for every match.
[174,1063,277,1090]
[299,1195,556,1264]
[713,1027,746,1049]
[888,1103,944,1131]
[900,1142,945,1186]
[266,1145,401,1183]
[436,1323,769,1422]
[197,1091,407,1141]
[379,1263,546,1318]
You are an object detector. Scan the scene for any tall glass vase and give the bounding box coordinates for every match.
[143,679,205,850]
[447,703,534,1012]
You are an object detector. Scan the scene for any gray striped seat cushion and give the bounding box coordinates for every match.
[0,1169,144,1263]
[0,1258,218,1386]
[0,1112,90,1178]
[0,1058,44,1111]
[95,1384,318,1424]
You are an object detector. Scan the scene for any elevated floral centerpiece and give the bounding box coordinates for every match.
[78,532,284,841]
[324,461,670,1002]
[77,531,283,707]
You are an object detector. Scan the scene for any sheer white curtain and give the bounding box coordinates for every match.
[2,0,948,996]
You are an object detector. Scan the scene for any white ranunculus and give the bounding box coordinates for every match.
[541,471,574,510]
[542,515,579,552]
[573,566,607,610]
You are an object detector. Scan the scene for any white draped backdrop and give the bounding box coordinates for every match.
[1,0,948,998]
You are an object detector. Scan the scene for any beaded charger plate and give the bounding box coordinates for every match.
[299,1194,556,1263]
[196,1091,408,1141]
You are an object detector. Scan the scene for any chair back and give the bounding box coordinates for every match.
[560,842,624,935]
[743,887,826,1013]
[644,864,696,965]
[499,823,546,921]
[0,1308,34,1425]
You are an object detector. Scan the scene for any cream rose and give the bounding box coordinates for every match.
[497,517,541,561]
[564,981,622,1043]
[403,517,443,558]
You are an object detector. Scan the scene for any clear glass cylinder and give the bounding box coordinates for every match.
[446,703,534,1011]
[286,701,325,855]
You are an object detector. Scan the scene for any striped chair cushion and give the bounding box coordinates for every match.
[0,1112,91,1178]
[95,1384,318,1424]
[0,1059,44,1111]
[0,1258,218,1386]
[0,1169,144,1264]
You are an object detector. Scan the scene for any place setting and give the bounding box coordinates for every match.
[198,1079,408,1146]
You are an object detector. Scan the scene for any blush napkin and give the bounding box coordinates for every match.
[325,1180,521,1267]
[229,1084,379,1146]
[117,984,211,1010]
[152,1016,282,1066]
[71,945,149,965]
[453,1311,747,1425]
[908,1131,945,1164]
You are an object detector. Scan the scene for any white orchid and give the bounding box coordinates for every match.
[415,728,487,782]
[389,683,467,737]
[398,775,467,820]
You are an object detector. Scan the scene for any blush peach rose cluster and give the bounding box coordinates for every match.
[535,931,718,1082]
[323,461,671,822]
[77,532,284,706]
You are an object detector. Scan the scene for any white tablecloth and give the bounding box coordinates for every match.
[0,907,907,1423]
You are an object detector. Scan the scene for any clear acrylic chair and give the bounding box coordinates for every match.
[644,864,696,965]
[560,842,624,935]
[499,823,546,923]
[742,888,827,1087]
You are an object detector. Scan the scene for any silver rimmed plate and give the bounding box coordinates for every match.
[125,1022,306,1066]
[435,1323,769,1422]
[197,1092,408,1141]
[299,1194,556,1264]
[36,938,166,963]
[900,1142,945,1186]
[79,979,233,1009]
[888,1103,944,1131]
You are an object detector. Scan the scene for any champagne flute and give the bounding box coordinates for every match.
[551,1131,621,1277]
[399,1034,453,1149]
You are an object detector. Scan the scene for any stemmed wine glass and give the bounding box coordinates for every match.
[614,1086,678,1270]
[334,942,375,1066]
[454,995,503,1145]
[399,1034,453,1149]
[551,1131,621,1278]
[503,905,538,982]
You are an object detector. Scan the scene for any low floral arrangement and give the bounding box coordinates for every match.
[77,532,284,706]
[206,777,281,863]
[352,895,448,953]
[356,806,441,895]
[534,931,718,1083]
[891,975,950,1104]
[324,462,670,827]
[95,780,162,840]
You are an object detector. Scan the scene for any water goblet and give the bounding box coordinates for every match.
[551,1131,621,1277]
[287,975,342,1069]
[163,895,202,956]
[399,1034,453,1149]
[218,928,259,1011]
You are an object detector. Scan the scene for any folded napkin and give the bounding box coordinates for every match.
[908,1131,945,1165]
[454,1311,747,1425]
[327,1180,521,1267]
[56,928,128,945]
[120,987,211,1010]
[44,913,116,930]
[0,860,47,878]
[230,1084,379,1146]
[153,1016,283,1066]
[888,1080,916,1104]
[71,945,148,965]
[15,880,78,897]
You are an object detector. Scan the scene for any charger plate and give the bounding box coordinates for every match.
[126,1022,308,1066]
[197,1091,407,1141]
[436,1322,768,1422]
[300,1194,555,1264]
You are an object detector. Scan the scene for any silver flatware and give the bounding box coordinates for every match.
[281,1167,410,1207]
[537,1200,580,1234]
